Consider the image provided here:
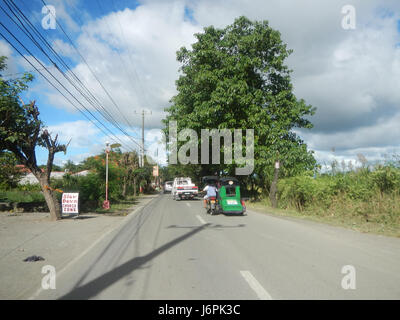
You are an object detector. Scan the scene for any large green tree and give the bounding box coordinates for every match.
[0,56,67,220]
[118,151,140,197]
[163,16,316,193]
[0,151,22,189]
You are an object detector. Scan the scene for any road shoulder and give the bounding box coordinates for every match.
[246,202,400,238]
[0,194,158,299]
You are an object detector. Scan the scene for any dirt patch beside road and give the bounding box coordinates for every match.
[0,195,157,299]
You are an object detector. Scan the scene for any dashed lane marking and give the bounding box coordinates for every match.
[240,270,273,300]
[196,215,207,225]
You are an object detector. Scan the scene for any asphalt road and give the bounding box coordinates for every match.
[35,193,400,299]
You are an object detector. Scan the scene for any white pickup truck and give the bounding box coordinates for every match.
[172,177,198,200]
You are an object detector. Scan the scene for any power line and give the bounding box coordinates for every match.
[0,22,137,153]
[0,66,55,77]
[1,0,143,152]
[40,0,143,148]
[109,0,152,108]
[109,0,155,157]
[95,0,143,125]
[0,30,126,150]
[3,0,133,139]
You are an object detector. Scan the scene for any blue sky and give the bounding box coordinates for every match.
[1,0,400,170]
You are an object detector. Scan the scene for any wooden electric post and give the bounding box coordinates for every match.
[269,160,280,208]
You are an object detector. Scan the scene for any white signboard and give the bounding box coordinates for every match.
[62,193,79,214]
[153,165,159,177]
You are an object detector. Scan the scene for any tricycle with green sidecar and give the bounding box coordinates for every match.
[216,177,246,215]
[201,176,246,215]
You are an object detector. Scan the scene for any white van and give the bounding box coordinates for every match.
[172,177,198,200]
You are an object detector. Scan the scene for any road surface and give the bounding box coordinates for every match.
[35,193,400,299]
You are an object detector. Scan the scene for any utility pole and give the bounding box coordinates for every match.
[141,110,144,167]
[135,110,152,167]
[103,142,111,210]
[269,159,280,208]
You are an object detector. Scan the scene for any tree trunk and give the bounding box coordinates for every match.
[122,175,127,198]
[269,163,280,208]
[39,176,62,221]
[133,177,137,197]
[251,180,255,200]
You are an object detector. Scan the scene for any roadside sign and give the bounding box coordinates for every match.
[62,193,79,215]
[102,200,110,210]
[153,165,159,177]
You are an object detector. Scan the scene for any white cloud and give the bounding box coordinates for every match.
[49,0,81,33]
[45,120,101,149]
[0,40,20,76]
[4,0,400,165]
[52,39,77,60]
[299,112,400,150]
[48,1,202,129]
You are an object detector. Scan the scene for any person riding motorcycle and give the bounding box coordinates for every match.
[203,183,218,208]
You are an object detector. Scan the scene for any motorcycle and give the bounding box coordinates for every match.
[201,176,219,215]
[205,196,218,215]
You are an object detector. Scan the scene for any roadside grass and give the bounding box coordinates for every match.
[94,196,139,216]
[247,196,400,238]
[0,189,143,215]
[0,190,44,203]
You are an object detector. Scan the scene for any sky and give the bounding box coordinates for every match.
[0,0,399,171]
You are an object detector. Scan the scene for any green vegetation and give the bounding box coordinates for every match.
[2,15,398,237]
[95,197,138,216]
[0,56,67,220]
[163,16,317,186]
[248,163,400,237]
[0,190,44,203]
[0,148,156,213]
[160,16,400,237]
[0,151,22,189]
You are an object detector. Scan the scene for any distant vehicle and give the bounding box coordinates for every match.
[163,181,173,193]
[201,176,246,215]
[172,177,198,200]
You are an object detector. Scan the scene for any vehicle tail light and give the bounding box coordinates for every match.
[177,187,184,190]
[192,186,198,189]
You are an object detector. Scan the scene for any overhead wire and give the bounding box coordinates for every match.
[1,0,142,152]
[110,0,155,154]
[95,0,143,129]
[0,29,125,149]
[109,0,152,108]
[5,0,141,150]
[0,7,134,151]
[39,0,143,149]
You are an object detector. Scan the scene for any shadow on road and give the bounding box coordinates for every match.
[61,215,97,220]
[59,223,210,300]
[66,197,158,292]
[166,224,245,229]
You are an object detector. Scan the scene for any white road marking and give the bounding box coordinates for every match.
[186,202,191,207]
[240,270,273,300]
[196,215,207,225]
